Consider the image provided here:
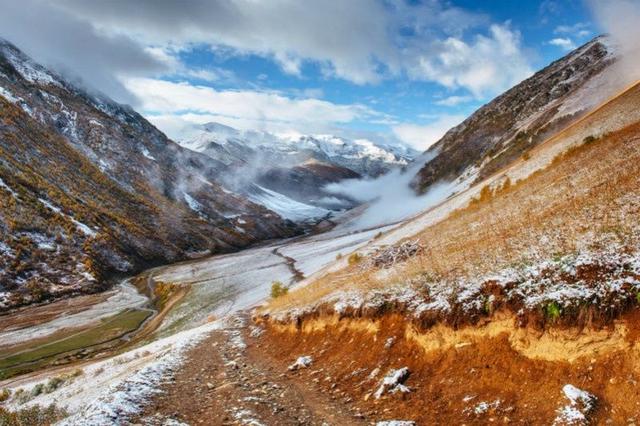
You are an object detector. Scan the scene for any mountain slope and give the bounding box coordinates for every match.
[0,39,297,310]
[181,122,416,177]
[175,122,416,214]
[412,36,618,193]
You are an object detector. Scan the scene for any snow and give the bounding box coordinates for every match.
[140,146,156,160]
[553,384,596,425]
[272,246,640,327]
[1,43,60,86]
[0,177,18,198]
[11,320,225,425]
[37,198,97,237]
[288,356,313,371]
[182,192,202,213]
[248,185,329,222]
[374,367,410,399]
[0,86,19,103]
[0,280,146,346]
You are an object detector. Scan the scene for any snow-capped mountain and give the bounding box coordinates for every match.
[181,122,417,177]
[175,122,417,217]
[412,35,620,193]
[0,39,297,310]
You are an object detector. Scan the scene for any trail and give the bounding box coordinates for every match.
[272,247,305,285]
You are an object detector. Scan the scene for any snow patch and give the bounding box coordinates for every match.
[553,384,597,425]
[288,356,313,371]
[374,367,410,399]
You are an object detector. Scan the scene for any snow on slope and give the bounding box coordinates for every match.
[247,185,330,222]
[176,122,416,177]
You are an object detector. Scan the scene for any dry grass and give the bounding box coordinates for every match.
[267,109,640,313]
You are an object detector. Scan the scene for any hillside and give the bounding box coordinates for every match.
[412,36,618,193]
[257,78,640,424]
[176,122,416,214]
[0,40,297,311]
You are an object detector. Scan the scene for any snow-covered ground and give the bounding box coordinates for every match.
[247,184,330,222]
[0,280,147,348]
[1,219,390,424]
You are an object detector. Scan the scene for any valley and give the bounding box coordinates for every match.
[1,4,640,424]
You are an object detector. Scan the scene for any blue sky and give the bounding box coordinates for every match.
[0,0,606,150]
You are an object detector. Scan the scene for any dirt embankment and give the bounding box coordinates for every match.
[257,309,640,425]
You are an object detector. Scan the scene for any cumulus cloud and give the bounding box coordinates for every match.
[0,0,169,103]
[549,37,577,51]
[435,95,474,107]
[406,23,532,97]
[554,22,591,38]
[124,78,380,137]
[47,0,531,98]
[392,115,465,151]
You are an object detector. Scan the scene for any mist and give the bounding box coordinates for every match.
[590,0,640,86]
[325,152,455,230]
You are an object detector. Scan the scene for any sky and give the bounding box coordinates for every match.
[0,0,608,151]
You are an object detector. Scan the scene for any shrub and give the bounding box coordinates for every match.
[545,301,562,322]
[0,403,68,426]
[583,135,597,145]
[335,253,343,260]
[44,377,64,394]
[0,388,10,402]
[348,252,362,266]
[270,281,288,299]
[30,384,44,398]
[522,151,531,161]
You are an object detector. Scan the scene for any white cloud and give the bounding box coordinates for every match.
[392,115,465,151]
[588,0,640,85]
[124,78,380,137]
[48,0,532,98]
[549,37,576,51]
[407,24,533,98]
[554,22,591,38]
[435,95,474,106]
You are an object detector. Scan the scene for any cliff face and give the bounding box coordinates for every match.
[412,36,616,193]
[0,39,297,311]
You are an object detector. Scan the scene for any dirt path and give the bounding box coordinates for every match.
[136,313,364,426]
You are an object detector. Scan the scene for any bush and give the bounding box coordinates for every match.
[0,388,10,402]
[522,151,531,161]
[270,281,288,299]
[545,301,562,322]
[348,252,362,265]
[583,135,597,145]
[0,404,68,426]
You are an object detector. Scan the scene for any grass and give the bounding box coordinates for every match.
[265,96,640,315]
[347,253,362,266]
[0,309,150,380]
[270,281,288,299]
[0,404,67,426]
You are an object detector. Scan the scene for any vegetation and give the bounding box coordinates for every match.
[0,389,10,402]
[270,281,289,299]
[0,310,149,379]
[347,252,362,266]
[0,404,68,426]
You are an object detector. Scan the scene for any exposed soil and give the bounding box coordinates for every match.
[136,309,640,425]
[136,314,365,425]
[258,311,640,425]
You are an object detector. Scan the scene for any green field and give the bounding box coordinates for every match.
[0,309,151,380]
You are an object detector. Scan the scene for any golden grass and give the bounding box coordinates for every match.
[266,111,640,313]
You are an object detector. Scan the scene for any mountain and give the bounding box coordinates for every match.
[0,39,297,311]
[175,122,416,215]
[412,36,619,193]
[181,122,416,177]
